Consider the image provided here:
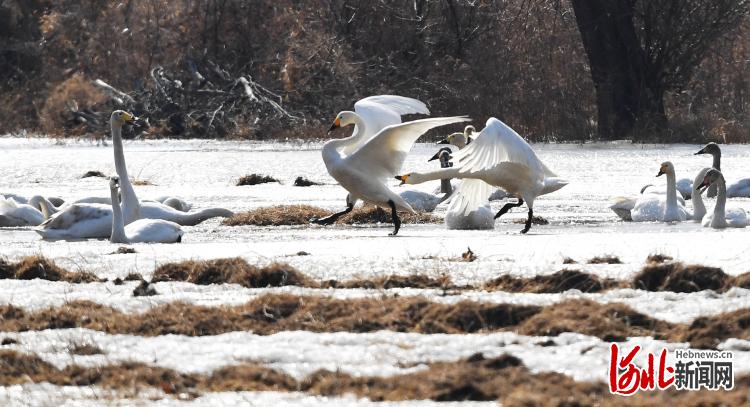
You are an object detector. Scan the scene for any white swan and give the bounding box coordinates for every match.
[630,162,689,222]
[1,194,65,208]
[399,148,453,212]
[38,111,232,240]
[314,102,469,235]
[695,142,750,198]
[0,196,47,226]
[109,177,183,243]
[72,195,192,212]
[696,169,748,228]
[396,117,567,233]
[335,95,430,157]
[438,125,475,148]
[610,170,694,222]
[689,168,711,223]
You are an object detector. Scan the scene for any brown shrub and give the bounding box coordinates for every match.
[338,205,440,225]
[39,74,106,135]
[223,205,329,226]
[633,262,728,292]
[484,269,619,293]
[0,256,102,283]
[236,174,280,186]
[587,255,622,264]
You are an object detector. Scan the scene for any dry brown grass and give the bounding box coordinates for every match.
[151,258,315,288]
[81,170,106,178]
[0,350,747,404]
[0,256,102,283]
[293,176,321,187]
[223,205,440,227]
[236,174,280,186]
[0,295,749,348]
[484,269,620,293]
[633,261,730,292]
[587,255,623,264]
[38,74,106,135]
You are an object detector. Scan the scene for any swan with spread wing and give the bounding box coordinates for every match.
[313,95,469,235]
[396,117,567,233]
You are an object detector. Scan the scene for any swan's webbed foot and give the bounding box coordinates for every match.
[521,207,533,234]
[310,202,354,226]
[495,198,524,220]
[387,200,401,236]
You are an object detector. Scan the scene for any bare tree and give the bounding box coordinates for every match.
[571,0,750,140]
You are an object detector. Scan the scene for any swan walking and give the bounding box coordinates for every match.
[695,142,750,198]
[109,177,183,243]
[396,117,567,233]
[696,169,748,228]
[398,148,454,212]
[314,97,469,235]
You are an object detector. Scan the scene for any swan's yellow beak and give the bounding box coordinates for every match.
[122,112,135,123]
[328,117,341,133]
[395,175,409,185]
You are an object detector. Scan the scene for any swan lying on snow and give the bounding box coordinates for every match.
[399,147,454,212]
[37,110,232,240]
[610,166,696,222]
[696,169,748,229]
[695,142,750,198]
[1,193,65,208]
[313,95,470,235]
[109,177,183,243]
[0,196,58,227]
[397,117,567,233]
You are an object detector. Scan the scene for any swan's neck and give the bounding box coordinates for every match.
[29,196,57,219]
[691,170,707,221]
[111,120,140,224]
[406,168,462,185]
[439,156,453,195]
[712,152,721,171]
[714,174,727,221]
[665,170,678,211]
[322,115,366,166]
[110,185,129,243]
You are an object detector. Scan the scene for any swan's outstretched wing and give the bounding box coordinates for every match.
[342,96,431,155]
[453,117,554,179]
[447,178,495,216]
[347,116,471,180]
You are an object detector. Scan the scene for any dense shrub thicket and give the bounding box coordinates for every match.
[0,0,747,142]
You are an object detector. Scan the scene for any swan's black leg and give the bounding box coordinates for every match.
[521,207,533,234]
[494,198,524,219]
[311,202,354,225]
[388,200,401,236]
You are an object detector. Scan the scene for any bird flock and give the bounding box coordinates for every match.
[1,95,748,243]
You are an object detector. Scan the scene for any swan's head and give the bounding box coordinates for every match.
[464,125,475,136]
[695,142,720,156]
[656,162,674,177]
[328,111,355,133]
[110,110,136,126]
[109,176,120,191]
[428,147,453,163]
[696,168,723,193]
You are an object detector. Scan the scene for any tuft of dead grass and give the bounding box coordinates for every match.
[325,274,455,290]
[151,258,315,288]
[70,343,103,356]
[633,262,729,292]
[132,281,158,297]
[110,247,137,255]
[223,205,440,227]
[236,174,280,186]
[132,179,154,186]
[646,253,673,264]
[484,269,619,293]
[587,255,623,264]
[81,170,106,178]
[0,256,102,283]
[293,176,321,187]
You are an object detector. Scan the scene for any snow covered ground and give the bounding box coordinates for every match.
[1,137,749,405]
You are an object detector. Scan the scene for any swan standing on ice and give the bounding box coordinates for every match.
[398,147,454,212]
[314,96,469,235]
[109,177,183,243]
[396,117,567,233]
[695,142,750,198]
[696,169,748,228]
